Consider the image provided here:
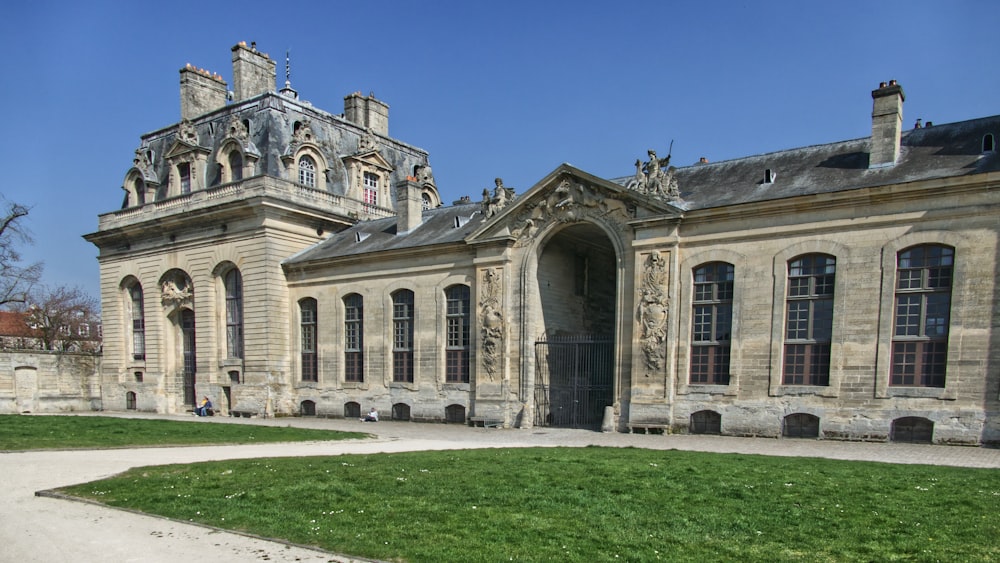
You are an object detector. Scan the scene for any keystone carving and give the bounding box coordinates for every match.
[177,119,199,146]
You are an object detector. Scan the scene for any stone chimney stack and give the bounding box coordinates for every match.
[179,64,227,120]
[231,41,276,102]
[344,92,389,136]
[870,80,905,168]
[395,177,423,234]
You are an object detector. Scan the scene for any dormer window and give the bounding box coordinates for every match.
[133,179,145,205]
[764,169,777,184]
[298,155,316,187]
[422,193,432,210]
[983,134,995,153]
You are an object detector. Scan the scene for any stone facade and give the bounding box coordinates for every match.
[87,48,1000,445]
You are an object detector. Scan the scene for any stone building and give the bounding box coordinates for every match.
[87,46,1000,445]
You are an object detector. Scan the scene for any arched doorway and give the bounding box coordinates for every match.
[532,223,617,429]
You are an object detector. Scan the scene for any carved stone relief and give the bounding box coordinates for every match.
[226,115,249,143]
[509,177,632,246]
[177,119,199,146]
[357,127,377,154]
[479,268,505,382]
[626,149,679,199]
[160,272,193,310]
[637,251,669,375]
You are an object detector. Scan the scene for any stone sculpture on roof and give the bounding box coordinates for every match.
[627,148,679,199]
[482,177,516,218]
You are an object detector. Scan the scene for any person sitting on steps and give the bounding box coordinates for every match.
[361,407,378,422]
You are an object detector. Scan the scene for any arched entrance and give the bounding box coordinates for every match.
[532,223,617,429]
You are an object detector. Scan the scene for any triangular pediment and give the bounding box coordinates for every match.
[342,149,394,172]
[164,139,208,160]
[467,164,682,243]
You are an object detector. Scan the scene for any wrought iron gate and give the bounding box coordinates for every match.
[181,309,197,406]
[534,336,613,429]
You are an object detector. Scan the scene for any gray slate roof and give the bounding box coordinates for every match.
[613,115,1000,210]
[288,114,1000,266]
[285,202,485,264]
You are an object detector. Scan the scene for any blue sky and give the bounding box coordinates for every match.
[0,0,997,299]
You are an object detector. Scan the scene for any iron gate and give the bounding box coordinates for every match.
[534,336,613,429]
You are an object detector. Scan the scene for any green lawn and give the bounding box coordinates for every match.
[0,415,367,450]
[56,447,1000,562]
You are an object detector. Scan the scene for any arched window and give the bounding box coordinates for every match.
[125,391,137,410]
[298,155,316,187]
[300,298,318,382]
[690,410,722,435]
[690,262,733,384]
[783,413,820,438]
[392,289,415,383]
[783,254,835,386]
[445,404,466,423]
[225,269,244,359]
[891,417,934,443]
[392,402,411,421]
[422,193,432,210]
[300,400,316,416]
[891,245,953,387]
[129,283,145,361]
[228,150,243,182]
[445,285,471,383]
[133,179,145,206]
[344,294,364,382]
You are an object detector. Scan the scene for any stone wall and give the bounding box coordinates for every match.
[0,351,101,414]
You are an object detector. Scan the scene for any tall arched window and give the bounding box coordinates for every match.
[445,285,471,383]
[298,155,316,187]
[129,283,145,361]
[783,254,835,385]
[300,298,317,382]
[392,289,415,383]
[133,179,145,206]
[225,269,244,359]
[344,294,364,382]
[891,245,953,387]
[228,150,243,182]
[690,262,733,384]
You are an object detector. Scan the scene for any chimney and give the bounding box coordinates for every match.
[179,64,227,120]
[395,177,423,234]
[344,92,389,136]
[231,42,276,102]
[870,80,905,168]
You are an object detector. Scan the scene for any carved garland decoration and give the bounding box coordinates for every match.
[479,268,505,382]
[637,251,669,375]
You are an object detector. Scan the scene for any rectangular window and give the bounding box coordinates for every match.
[363,172,378,210]
[179,163,191,194]
[225,269,244,359]
[131,284,145,361]
[344,295,363,382]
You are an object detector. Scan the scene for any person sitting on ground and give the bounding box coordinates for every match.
[195,396,213,417]
[361,407,378,422]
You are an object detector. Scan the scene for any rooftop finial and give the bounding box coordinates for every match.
[285,49,291,89]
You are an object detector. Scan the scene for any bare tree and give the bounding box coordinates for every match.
[19,285,100,352]
[0,198,42,307]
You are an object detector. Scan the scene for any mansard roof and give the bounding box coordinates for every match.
[613,115,1000,210]
[283,202,486,264]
